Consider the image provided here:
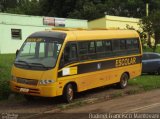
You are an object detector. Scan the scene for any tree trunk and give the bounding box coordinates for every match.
[147,33,152,48]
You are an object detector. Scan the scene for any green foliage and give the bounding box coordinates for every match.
[0,54,15,100]
[68,1,102,20]
[129,75,160,91]
[1,0,158,20]
[6,0,41,15]
[140,10,160,52]
[143,46,160,53]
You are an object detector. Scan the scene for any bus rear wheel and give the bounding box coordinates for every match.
[117,73,129,89]
[63,84,74,103]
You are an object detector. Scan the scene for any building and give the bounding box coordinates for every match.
[88,15,140,30]
[0,13,88,54]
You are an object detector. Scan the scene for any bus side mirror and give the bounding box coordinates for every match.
[16,49,19,57]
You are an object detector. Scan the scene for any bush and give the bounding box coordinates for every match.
[0,54,15,100]
[0,80,10,100]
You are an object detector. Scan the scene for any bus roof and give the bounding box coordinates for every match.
[28,29,139,42]
[52,29,139,42]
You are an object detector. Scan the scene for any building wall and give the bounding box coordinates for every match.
[88,15,140,30]
[66,19,88,28]
[88,18,106,29]
[105,15,140,30]
[0,24,50,54]
[0,13,88,54]
[0,13,44,26]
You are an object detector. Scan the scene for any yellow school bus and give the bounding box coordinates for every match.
[10,28,142,103]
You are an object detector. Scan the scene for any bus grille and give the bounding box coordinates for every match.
[17,77,38,86]
[15,86,40,94]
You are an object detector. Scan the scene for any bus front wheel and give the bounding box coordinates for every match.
[63,84,74,103]
[117,73,129,89]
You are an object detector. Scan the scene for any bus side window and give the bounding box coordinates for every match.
[79,41,88,60]
[120,39,126,50]
[96,41,105,52]
[88,41,95,53]
[61,42,78,67]
[88,41,96,59]
[96,41,105,59]
[127,39,139,54]
[126,39,134,49]
[133,39,139,48]
[112,40,120,51]
[133,39,140,53]
[104,40,112,57]
[104,40,112,52]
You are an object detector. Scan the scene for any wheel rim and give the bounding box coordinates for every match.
[122,75,128,87]
[68,87,73,101]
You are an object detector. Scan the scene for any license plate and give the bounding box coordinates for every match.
[20,88,29,93]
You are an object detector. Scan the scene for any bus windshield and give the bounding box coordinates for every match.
[15,37,62,69]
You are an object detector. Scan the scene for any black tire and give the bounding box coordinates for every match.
[24,95,35,102]
[117,73,129,89]
[63,84,74,103]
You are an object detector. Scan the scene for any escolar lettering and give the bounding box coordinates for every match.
[116,57,136,67]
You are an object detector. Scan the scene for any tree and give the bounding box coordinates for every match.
[0,0,18,12]
[140,10,160,52]
[68,0,103,20]
[2,0,160,21]
[6,0,41,15]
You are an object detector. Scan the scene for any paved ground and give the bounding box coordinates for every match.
[0,87,160,119]
[64,89,160,113]
[32,89,160,119]
[0,85,138,113]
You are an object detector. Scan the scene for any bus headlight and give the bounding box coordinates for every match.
[11,76,17,82]
[39,80,55,85]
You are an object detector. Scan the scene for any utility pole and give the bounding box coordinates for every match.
[146,2,149,16]
[145,0,151,47]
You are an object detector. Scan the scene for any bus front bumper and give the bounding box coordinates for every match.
[10,81,58,97]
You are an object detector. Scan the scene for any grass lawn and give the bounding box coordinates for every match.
[129,75,160,91]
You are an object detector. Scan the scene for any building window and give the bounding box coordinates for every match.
[11,29,22,40]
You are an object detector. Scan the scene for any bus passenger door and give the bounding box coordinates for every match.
[58,42,94,91]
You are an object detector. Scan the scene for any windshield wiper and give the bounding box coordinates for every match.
[15,60,30,66]
[29,62,45,67]
[29,63,51,69]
